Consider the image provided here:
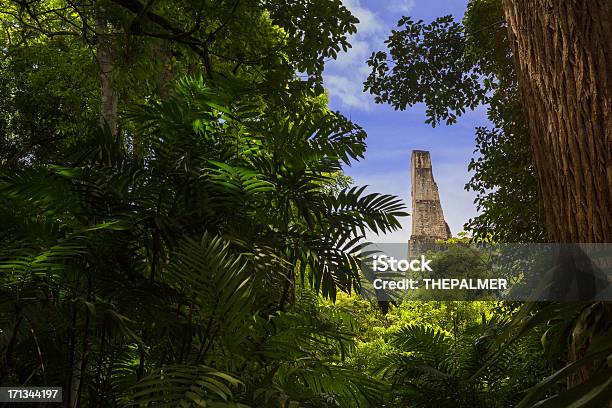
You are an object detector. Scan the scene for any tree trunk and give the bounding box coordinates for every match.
[95,16,118,136]
[0,307,23,385]
[151,40,173,101]
[503,0,612,395]
[502,0,612,244]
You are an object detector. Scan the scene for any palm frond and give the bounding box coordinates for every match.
[122,364,245,408]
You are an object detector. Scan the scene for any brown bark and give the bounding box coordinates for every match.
[151,40,173,100]
[503,1,612,396]
[503,0,612,244]
[95,16,118,136]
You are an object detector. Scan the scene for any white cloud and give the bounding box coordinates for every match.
[387,0,415,13]
[324,0,418,110]
[332,39,370,69]
[324,0,387,111]
[343,0,384,35]
[326,74,371,109]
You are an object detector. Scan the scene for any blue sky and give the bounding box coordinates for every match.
[323,0,489,242]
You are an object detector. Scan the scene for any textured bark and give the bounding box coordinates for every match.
[503,0,612,243]
[68,351,83,408]
[151,40,173,101]
[503,1,612,395]
[95,17,118,136]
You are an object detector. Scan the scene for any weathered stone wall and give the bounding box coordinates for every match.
[409,150,451,255]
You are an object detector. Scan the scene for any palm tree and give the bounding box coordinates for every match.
[0,76,406,407]
[373,316,546,408]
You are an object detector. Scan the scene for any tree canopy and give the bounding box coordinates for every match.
[364,0,545,243]
[1,0,610,407]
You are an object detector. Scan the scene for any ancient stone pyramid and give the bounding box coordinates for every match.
[409,150,451,256]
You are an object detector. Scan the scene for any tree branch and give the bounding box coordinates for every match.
[205,0,240,44]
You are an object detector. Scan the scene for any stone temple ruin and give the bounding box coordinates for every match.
[409,150,451,256]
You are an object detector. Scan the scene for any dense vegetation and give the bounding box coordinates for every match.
[1,0,610,407]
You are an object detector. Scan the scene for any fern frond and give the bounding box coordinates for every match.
[122,364,245,407]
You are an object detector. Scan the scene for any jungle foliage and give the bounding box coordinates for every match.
[364,0,545,243]
[0,66,407,407]
[1,0,610,407]
[363,0,611,405]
